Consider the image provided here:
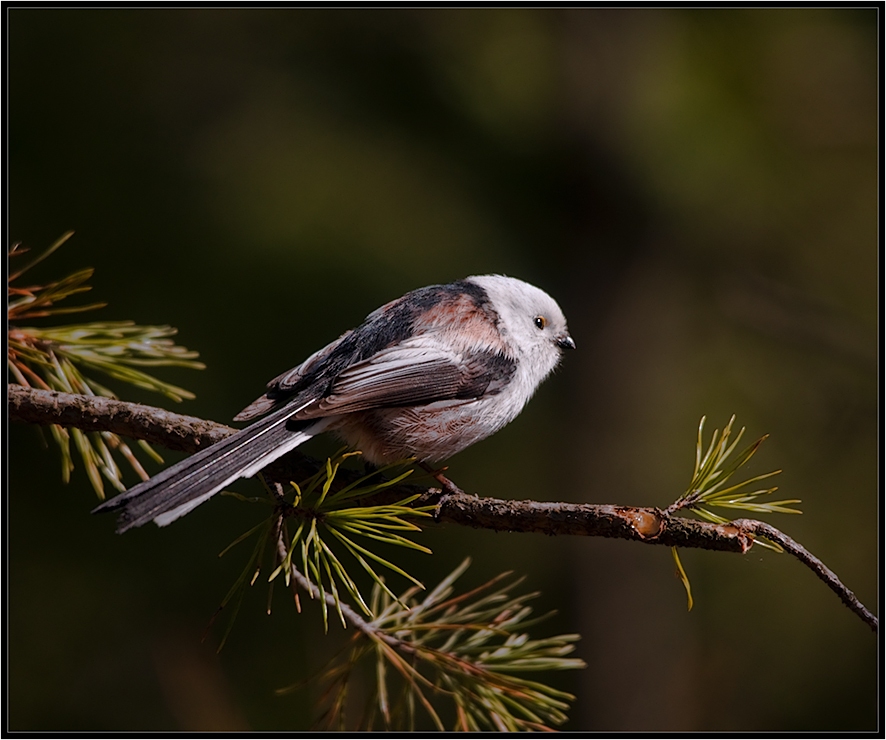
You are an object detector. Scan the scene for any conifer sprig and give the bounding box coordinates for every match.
[8,234,204,497]
[668,416,802,609]
[279,559,585,731]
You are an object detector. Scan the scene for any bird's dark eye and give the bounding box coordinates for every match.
[534,316,547,330]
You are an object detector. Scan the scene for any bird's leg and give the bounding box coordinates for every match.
[419,462,466,497]
[418,463,470,524]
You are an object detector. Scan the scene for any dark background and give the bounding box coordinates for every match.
[8,8,879,731]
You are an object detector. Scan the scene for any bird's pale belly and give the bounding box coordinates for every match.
[330,398,505,465]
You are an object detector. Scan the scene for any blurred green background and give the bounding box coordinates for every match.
[8,7,878,732]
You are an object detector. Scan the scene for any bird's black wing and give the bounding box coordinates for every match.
[294,340,516,418]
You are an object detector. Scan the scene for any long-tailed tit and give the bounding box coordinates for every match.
[94,275,574,532]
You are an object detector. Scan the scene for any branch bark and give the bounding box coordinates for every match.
[8,383,878,632]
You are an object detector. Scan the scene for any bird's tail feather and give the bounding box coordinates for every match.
[92,400,322,533]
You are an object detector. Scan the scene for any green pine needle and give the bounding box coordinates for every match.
[671,547,694,611]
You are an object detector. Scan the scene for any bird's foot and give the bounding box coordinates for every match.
[419,463,467,497]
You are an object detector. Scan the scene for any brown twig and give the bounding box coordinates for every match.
[7,382,229,452]
[8,384,878,632]
[729,519,878,632]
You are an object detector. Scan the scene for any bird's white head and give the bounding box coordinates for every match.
[467,274,574,383]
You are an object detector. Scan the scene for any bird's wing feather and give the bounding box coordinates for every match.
[297,342,500,417]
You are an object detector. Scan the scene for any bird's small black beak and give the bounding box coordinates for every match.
[556,333,576,351]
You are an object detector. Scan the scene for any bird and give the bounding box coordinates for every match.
[93,274,574,533]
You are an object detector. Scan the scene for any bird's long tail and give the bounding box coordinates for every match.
[92,400,324,533]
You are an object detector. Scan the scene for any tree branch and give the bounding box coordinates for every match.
[729,519,878,633]
[8,384,878,632]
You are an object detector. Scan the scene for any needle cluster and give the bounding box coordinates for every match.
[8,233,204,497]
